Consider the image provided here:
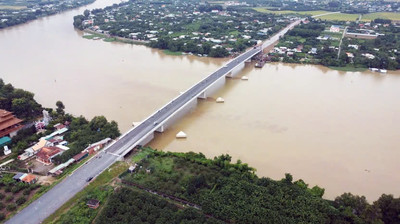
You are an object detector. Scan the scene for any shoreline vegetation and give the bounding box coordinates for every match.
[48,148,400,224]
[0,0,96,29]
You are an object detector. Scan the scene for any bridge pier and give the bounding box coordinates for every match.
[197,75,226,99]
[155,125,165,133]
[226,62,245,78]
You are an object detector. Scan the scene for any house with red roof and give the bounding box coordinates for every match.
[36,146,64,165]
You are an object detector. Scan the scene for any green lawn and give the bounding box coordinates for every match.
[361,12,400,21]
[0,5,26,9]
[163,50,182,56]
[82,34,103,40]
[318,13,360,21]
[329,66,367,72]
[254,8,361,21]
[253,8,330,16]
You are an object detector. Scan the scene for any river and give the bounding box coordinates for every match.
[1,0,399,201]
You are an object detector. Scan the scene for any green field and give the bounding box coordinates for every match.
[318,13,360,21]
[329,66,368,72]
[0,5,26,9]
[361,12,400,21]
[163,49,182,56]
[253,8,330,16]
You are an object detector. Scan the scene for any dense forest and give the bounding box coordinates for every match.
[96,188,223,224]
[108,150,400,224]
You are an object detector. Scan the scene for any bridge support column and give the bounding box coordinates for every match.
[226,62,245,78]
[155,125,165,133]
[197,91,207,99]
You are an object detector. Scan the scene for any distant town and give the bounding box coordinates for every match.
[0,0,95,29]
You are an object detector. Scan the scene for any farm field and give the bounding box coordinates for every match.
[361,12,400,21]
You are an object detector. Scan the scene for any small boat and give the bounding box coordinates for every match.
[255,61,265,68]
[369,68,379,72]
[379,69,387,73]
[241,76,249,80]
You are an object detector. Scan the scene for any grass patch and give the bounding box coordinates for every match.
[43,161,129,224]
[163,49,182,56]
[329,66,367,72]
[103,37,116,42]
[361,12,400,22]
[132,147,154,163]
[318,13,360,21]
[253,8,330,16]
[0,5,26,10]
[82,34,103,40]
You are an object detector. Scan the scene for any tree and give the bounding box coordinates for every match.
[84,9,90,18]
[56,100,65,115]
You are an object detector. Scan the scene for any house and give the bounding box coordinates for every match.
[48,158,75,176]
[330,25,341,33]
[13,173,26,181]
[87,199,100,209]
[348,44,359,50]
[128,164,137,173]
[346,52,354,58]
[362,53,375,59]
[84,138,112,154]
[0,109,24,138]
[309,48,318,54]
[73,151,89,162]
[21,174,38,184]
[0,137,11,148]
[36,147,64,165]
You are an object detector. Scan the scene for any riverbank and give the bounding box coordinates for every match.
[82,29,149,45]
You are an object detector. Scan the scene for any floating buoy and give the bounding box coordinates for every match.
[241,76,249,80]
[216,97,225,103]
[176,131,187,139]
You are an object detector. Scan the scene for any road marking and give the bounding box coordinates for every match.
[107,152,120,157]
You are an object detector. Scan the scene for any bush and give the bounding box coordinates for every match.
[0,202,4,210]
[5,195,13,202]
[23,188,31,195]
[0,193,4,200]
[16,197,26,205]
[6,204,16,211]
[0,213,5,221]
[4,185,12,192]
[11,186,20,193]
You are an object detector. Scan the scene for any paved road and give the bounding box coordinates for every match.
[7,20,300,224]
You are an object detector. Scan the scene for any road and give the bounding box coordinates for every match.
[6,20,300,224]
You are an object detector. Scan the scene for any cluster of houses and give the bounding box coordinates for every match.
[0,0,93,28]
[272,45,304,56]
[79,0,293,56]
[47,137,112,176]
[18,122,70,165]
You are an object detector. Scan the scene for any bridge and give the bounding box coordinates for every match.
[7,20,301,224]
[108,19,302,158]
